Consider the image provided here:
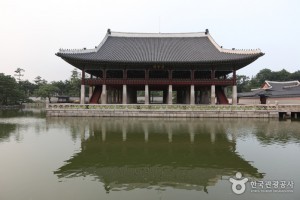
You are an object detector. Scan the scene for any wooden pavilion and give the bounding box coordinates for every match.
[56,29,264,105]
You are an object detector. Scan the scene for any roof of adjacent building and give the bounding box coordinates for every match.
[56,29,264,69]
[238,80,300,98]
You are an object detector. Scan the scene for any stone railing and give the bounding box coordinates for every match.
[277,104,300,112]
[46,104,283,111]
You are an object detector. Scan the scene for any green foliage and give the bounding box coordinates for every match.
[237,68,300,92]
[0,73,25,105]
[14,68,25,82]
[35,84,59,103]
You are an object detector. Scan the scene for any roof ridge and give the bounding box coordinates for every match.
[206,33,262,55]
[110,31,207,38]
[266,80,300,84]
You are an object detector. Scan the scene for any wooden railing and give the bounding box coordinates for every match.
[84,78,234,86]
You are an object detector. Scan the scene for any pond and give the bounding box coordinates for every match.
[0,109,299,200]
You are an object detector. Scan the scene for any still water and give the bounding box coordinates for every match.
[0,109,299,200]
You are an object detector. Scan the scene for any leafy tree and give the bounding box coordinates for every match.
[236,75,250,93]
[35,84,59,103]
[255,68,273,85]
[51,80,68,95]
[19,80,36,96]
[0,73,25,105]
[289,70,300,81]
[34,76,47,85]
[69,68,81,97]
[14,68,25,83]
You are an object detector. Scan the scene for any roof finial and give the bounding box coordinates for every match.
[205,29,209,35]
[107,29,111,34]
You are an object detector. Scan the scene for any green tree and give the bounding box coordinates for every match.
[34,76,47,85]
[0,73,25,105]
[69,68,81,97]
[14,68,25,83]
[236,75,250,92]
[19,80,36,96]
[51,80,68,95]
[289,70,300,81]
[35,84,59,103]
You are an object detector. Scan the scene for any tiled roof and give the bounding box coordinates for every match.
[238,81,300,98]
[56,29,264,65]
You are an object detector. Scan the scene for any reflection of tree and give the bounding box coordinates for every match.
[251,121,300,145]
[0,123,16,141]
[54,118,264,192]
[0,109,46,118]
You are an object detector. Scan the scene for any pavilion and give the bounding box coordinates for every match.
[56,29,264,105]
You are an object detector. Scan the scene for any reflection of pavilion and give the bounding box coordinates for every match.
[54,119,263,192]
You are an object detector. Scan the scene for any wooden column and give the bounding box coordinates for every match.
[191,69,195,81]
[211,67,215,79]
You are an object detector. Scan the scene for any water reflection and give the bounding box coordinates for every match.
[0,109,46,142]
[54,118,266,192]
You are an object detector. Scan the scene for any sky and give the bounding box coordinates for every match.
[0,0,299,82]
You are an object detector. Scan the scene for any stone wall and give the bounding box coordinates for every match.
[46,109,278,118]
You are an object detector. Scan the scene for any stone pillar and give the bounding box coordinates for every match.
[168,85,172,104]
[145,85,149,104]
[80,68,85,104]
[101,84,107,104]
[232,85,237,105]
[89,86,93,101]
[122,84,127,104]
[80,85,85,104]
[211,85,216,105]
[190,85,195,105]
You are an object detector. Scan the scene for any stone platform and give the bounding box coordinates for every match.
[44,104,297,118]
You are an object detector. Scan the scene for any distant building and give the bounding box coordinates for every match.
[56,29,263,105]
[238,80,300,104]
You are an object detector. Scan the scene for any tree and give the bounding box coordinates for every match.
[34,76,47,85]
[255,68,273,85]
[19,80,36,96]
[236,75,250,92]
[14,68,25,83]
[69,68,81,97]
[35,84,59,103]
[0,73,25,105]
[289,70,300,81]
[51,80,68,95]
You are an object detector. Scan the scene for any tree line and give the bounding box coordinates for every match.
[236,68,300,93]
[0,68,81,105]
[1,67,299,105]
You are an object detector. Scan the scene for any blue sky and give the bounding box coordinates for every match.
[0,0,299,81]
